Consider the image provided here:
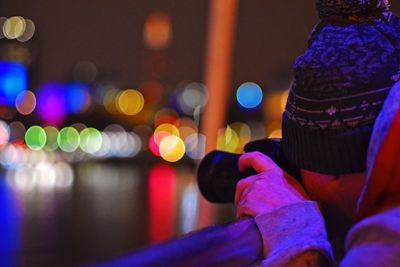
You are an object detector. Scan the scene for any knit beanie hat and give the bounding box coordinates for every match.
[281,0,400,175]
[316,0,390,18]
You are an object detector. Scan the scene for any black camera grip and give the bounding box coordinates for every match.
[197,139,301,203]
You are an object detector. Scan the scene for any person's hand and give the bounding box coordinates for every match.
[235,151,309,218]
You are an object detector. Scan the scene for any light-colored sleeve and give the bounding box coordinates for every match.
[254,201,334,267]
[340,207,400,267]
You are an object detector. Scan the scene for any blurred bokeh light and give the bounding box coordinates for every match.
[0,61,27,105]
[216,126,240,153]
[144,11,173,50]
[44,126,59,151]
[184,133,206,160]
[57,127,80,152]
[16,18,35,42]
[25,125,46,151]
[3,16,25,39]
[236,82,263,109]
[79,127,103,154]
[116,89,145,115]
[15,90,36,115]
[0,121,10,148]
[9,121,25,144]
[65,83,91,114]
[177,82,208,115]
[159,135,185,162]
[36,83,67,125]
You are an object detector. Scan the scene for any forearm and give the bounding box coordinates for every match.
[254,201,333,267]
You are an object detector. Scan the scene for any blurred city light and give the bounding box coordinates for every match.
[236,82,263,109]
[94,80,117,105]
[144,11,173,50]
[148,163,176,243]
[2,16,36,42]
[230,122,251,152]
[103,88,120,114]
[6,157,74,191]
[3,16,26,39]
[53,161,74,188]
[246,120,266,141]
[15,90,36,115]
[116,89,144,115]
[216,126,240,152]
[122,132,142,157]
[94,132,111,158]
[184,133,206,160]
[0,144,25,169]
[0,121,10,148]
[36,83,67,125]
[180,181,199,233]
[154,108,179,127]
[25,125,46,151]
[154,123,179,145]
[100,125,142,158]
[57,127,80,152]
[44,126,59,151]
[148,134,161,157]
[280,90,289,111]
[65,83,91,113]
[79,128,102,154]
[264,90,288,136]
[0,174,20,266]
[0,61,27,105]
[9,121,25,144]
[176,117,198,140]
[159,135,185,162]
[177,82,208,115]
[268,129,282,139]
[16,19,35,42]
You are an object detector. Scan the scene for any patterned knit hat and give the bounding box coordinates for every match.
[316,0,390,18]
[281,0,400,175]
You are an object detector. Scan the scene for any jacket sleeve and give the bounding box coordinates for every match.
[340,207,400,267]
[254,201,334,266]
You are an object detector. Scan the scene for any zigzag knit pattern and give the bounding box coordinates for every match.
[281,10,400,174]
[287,13,400,129]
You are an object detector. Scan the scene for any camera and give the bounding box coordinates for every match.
[197,139,301,203]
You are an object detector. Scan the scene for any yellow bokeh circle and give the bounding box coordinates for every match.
[216,126,240,153]
[153,123,179,145]
[159,135,185,162]
[3,16,26,39]
[116,89,144,115]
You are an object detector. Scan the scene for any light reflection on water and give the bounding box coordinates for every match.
[0,157,234,265]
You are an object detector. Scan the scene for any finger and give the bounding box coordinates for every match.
[238,152,277,173]
[234,175,258,206]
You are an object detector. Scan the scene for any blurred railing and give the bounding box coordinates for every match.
[90,217,263,267]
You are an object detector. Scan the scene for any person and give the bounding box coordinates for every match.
[235,81,400,267]
[235,0,400,265]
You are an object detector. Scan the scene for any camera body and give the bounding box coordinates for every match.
[197,139,301,203]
